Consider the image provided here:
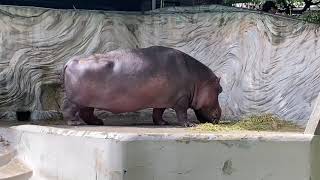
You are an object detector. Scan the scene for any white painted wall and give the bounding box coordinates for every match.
[1,125,317,180]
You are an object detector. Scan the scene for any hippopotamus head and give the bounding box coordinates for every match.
[194,77,222,124]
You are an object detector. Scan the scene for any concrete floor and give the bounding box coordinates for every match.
[0,109,304,134]
[0,121,304,136]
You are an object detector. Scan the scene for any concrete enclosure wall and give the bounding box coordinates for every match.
[0,5,319,125]
[3,125,317,180]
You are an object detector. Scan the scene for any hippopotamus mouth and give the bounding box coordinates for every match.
[195,109,220,124]
[211,117,220,124]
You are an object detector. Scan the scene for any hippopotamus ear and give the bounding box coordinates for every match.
[217,77,223,93]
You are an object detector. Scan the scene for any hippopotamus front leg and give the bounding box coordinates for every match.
[174,97,195,127]
[78,107,104,125]
[175,109,195,127]
[152,108,169,125]
[63,99,86,126]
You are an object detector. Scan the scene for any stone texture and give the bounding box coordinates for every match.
[0,5,319,125]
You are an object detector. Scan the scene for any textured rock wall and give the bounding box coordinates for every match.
[0,5,319,125]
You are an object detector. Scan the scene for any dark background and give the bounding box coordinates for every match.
[0,0,144,11]
[0,0,222,11]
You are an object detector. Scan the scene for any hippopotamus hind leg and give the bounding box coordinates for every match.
[152,108,169,125]
[79,107,104,125]
[63,99,86,126]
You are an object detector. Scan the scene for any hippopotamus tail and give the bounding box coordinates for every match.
[59,56,80,87]
[59,64,67,87]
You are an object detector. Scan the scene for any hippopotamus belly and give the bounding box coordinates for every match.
[68,73,176,113]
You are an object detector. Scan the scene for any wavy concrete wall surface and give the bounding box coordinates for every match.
[0,5,319,125]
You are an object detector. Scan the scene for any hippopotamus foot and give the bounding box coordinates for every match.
[79,107,104,125]
[179,121,196,127]
[152,108,170,125]
[175,108,196,127]
[63,99,86,126]
[67,116,86,126]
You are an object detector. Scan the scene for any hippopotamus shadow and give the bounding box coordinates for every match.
[94,108,199,127]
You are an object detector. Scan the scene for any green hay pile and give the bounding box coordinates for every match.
[194,114,304,132]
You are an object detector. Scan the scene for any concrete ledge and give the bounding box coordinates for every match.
[1,125,318,180]
[305,92,320,135]
[12,125,312,142]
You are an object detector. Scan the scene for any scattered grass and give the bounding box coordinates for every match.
[193,114,304,132]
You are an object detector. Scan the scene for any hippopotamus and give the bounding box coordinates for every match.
[63,46,222,127]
